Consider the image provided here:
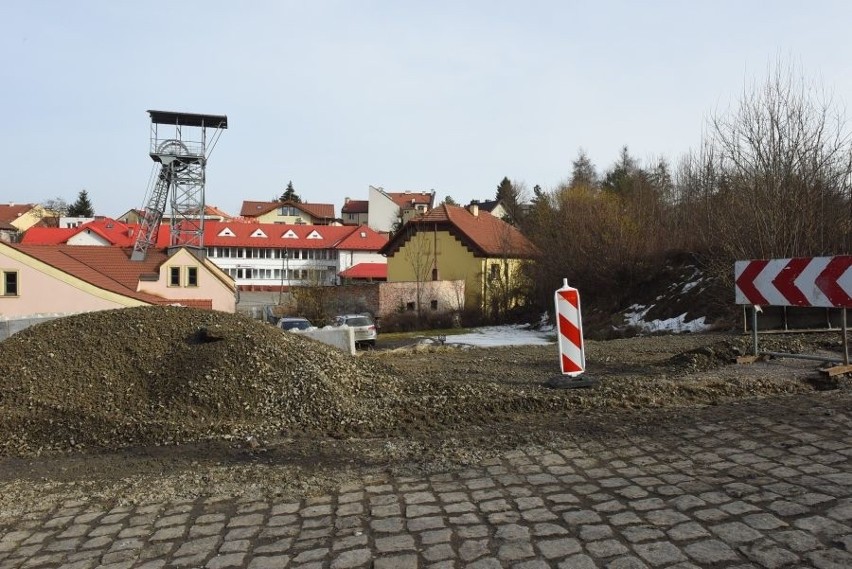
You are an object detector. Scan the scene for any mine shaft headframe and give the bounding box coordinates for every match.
[147,110,228,162]
[131,110,227,262]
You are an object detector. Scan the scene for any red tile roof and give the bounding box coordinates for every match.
[20,226,78,244]
[0,203,37,224]
[7,244,169,304]
[381,204,537,258]
[388,191,434,209]
[21,218,136,246]
[20,219,389,253]
[239,201,278,217]
[341,199,369,214]
[334,225,389,251]
[339,262,387,280]
[166,298,214,309]
[239,200,336,221]
[203,205,234,220]
[7,244,226,308]
[203,221,387,251]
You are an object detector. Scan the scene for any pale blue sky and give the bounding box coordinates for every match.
[2,1,851,217]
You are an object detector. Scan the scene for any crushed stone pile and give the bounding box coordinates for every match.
[0,307,840,457]
[0,306,408,455]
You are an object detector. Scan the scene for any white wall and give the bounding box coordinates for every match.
[367,186,399,233]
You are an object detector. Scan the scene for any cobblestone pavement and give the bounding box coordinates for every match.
[1,392,850,569]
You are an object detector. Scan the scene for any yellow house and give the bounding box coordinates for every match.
[239,200,337,225]
[381,203,537,316]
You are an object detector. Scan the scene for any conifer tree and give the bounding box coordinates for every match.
[68,190,94,217]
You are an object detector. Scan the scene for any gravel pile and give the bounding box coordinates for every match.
[0,306,405,455]
[0,306,844,458]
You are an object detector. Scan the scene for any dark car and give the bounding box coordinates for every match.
[277,317,313,331]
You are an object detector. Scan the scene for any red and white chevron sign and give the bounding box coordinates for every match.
[555,279,585,376]
[735,255,852,308]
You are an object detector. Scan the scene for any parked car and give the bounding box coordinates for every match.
[278,316,313,331]
[334,314,377,347]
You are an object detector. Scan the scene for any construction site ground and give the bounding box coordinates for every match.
[0,307,849,567]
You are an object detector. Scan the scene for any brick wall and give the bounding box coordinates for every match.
[329,280,466,319]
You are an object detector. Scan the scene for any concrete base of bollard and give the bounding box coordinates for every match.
[544,375,598,389]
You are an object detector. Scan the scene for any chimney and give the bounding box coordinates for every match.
[468,203,479,217]
[344,197,350,204]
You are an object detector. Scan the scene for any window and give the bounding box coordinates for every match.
[1,270,18,296]
[168,266,199,287]
[432,267,439,281]
[406,302,415,311]
[430,300,438,310]
[489,263,500,281]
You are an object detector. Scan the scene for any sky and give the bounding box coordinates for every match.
[3,1,852,218]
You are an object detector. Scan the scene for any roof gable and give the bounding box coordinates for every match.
[381,204,536,258]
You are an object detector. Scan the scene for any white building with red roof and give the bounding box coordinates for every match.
[202,221,387,289]
[19,217,388,292]
[366,186,435,233]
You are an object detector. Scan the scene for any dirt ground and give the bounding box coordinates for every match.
[0,308,848,521]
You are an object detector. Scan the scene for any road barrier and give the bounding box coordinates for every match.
[546,279,595,388]
[735,255,851,375]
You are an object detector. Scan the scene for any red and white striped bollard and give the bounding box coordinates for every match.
[547,279,595,388]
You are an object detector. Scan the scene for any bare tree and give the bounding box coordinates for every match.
[401,220,437,320]
[41,197,69,217]
[482,219,532,321]
[691,61,852,260]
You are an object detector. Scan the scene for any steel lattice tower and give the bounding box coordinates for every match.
[131,110,227,261]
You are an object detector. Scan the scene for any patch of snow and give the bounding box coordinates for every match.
[444,325,555,347]
[680,278,703,294]
[634,313,709,334]
[623,305,653,327]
